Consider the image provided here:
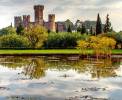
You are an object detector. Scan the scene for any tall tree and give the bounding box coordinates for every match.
[56,26,59,33]
[77,27,82,32]
[104,14,112,33]
[90,26,93,35]
[81,24,86,34]
[96,13,102,35]
[67,25,72,33]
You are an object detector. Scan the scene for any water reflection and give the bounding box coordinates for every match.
[0,56,120,79]
[0,56,122,100]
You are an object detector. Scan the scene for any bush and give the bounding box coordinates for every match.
[100,32,122,48]
[44,32,89,49]
[0,26,17,36]
[0,34,30,49]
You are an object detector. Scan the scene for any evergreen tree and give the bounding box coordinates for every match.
[56,26,59,33]
[104,14,112,33]
[48,29,51,33]
[67,25,72,33]
[81,24,86,34]
[16,24,24,35]
[77,27,82,32]
[90,26,93,35]
[96,13,102,35]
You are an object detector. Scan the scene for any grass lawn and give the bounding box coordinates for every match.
[0,49,121,55]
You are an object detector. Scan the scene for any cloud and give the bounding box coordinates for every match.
[0,0,122,31]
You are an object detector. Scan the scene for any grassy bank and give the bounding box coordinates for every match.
[0,49,121,55]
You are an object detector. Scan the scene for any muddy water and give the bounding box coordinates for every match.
[0,56,122,100]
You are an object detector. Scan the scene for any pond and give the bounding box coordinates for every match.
[0,55,122,100]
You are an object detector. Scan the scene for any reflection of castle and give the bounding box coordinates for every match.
[14,5,66,32]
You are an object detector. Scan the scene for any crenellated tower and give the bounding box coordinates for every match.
[48,14,56,32]
[34,5,44,26]
[23,15,30,27]
[14,16,22,28]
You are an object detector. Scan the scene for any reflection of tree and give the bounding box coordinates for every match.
[47,58,120,79]
[91,58,118,78]
[0,57,29,68]
[23,58,46,79]
[0,57,47,79]
[0,56,120,79]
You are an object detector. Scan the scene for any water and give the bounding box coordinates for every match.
[0,56,122,100]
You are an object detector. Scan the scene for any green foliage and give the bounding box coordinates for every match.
[77,27,82,32]
[0,26,17,36]
[65,19,74,30]
[67,25,72,33]
[44,32,88,49]
[96,13,102,35]
[48,29,51,33]
[90,26,93,35]
[81,24,86,34]
[16,24,24,35]
[0,34,30,49]
[24,25,48,48]
[56,26,59,33]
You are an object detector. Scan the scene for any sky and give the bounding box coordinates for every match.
[0,0,122,31]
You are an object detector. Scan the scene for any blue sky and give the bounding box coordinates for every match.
[0,0,122,31]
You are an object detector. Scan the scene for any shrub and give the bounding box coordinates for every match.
[44,32,88,49]
[0,26,17,36]
[0,34,30,49]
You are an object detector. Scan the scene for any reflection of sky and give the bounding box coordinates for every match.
[115,65,122,76]
[0,62,122,100]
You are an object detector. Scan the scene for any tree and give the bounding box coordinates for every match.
[16,24,24,35]
[44,32,83,49]
[89,36,116,59]
[104,14,112,33]
[90,26,93,35]
[77,40,89,54]
[0,34,30,49]
[48,29,51,33]
[81,24,86,34]
[56,26,59,33]
[65,19,74,31]
[24,25,48,48]
[96,13,102,35]
[77,27,82,33]
[0,26,16,36]
[67,25,72,33]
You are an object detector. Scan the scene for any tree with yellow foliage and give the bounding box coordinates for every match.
[77,36,116,59]
[24,25,48,48]
[77,40,89,55]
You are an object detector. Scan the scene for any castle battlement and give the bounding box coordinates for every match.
[14,5,66,32]
[48,14,55,22]
[34,5,44,10]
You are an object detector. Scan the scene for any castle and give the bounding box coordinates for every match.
[14,5,66,32]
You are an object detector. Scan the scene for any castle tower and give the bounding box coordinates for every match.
[23,15,30,27]
[48,14,56,32]
[14,16,22,28]
[34,5,44,26]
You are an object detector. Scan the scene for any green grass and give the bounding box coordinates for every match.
[0,49,121,55]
